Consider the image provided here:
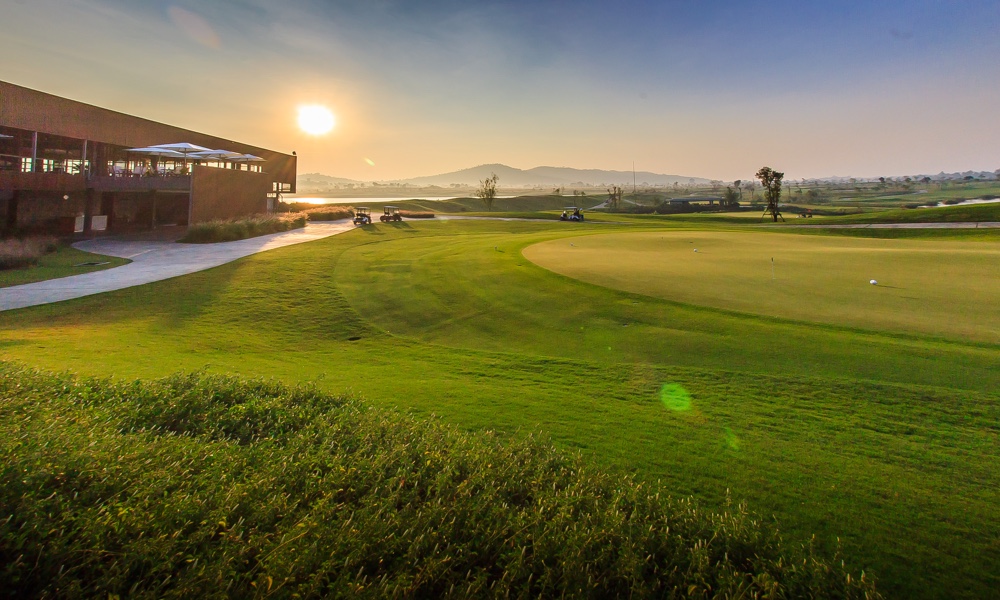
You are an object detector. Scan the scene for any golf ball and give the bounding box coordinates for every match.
[870,279,877,285]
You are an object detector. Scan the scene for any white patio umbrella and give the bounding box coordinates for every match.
[229,153,265,162]
[189,149,243,167]
[228,153,266,171]
[147,142,213,171]
[189,149,242,160]
[0,133,13,139]
[127,146,188,158]
[150,142,211,154]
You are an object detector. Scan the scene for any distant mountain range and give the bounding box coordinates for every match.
[297,164,712,189]
[401,164,711,187]
[298,166,998,191]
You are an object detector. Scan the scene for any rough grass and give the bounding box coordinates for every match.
[0,236,58,270]
[180,213,307,243]
[0,365,878,598]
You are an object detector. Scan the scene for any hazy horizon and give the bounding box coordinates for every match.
[2,1,998,182]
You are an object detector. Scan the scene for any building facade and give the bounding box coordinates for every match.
[0,81,296,235]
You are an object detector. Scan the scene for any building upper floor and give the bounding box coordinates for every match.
[0,81,296,195]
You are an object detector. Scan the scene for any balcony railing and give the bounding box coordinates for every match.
[89,175,191,193]
[0,170,87,192]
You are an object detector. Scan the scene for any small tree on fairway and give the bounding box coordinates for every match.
[756,166,785,222]
[477,172,499,211]
[607,186,623,210]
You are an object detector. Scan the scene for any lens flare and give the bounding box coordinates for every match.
[364,158,375,166]
[659,383,692,412]
[167,6,220,49]
[297,105,335,135]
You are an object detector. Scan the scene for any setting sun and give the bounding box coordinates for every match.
[297,104,335,135]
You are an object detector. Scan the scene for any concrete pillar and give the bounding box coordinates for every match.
[81,139,89,178]
[149,190,158,229]
[6,191,19,229]
[30,132,38,172]
[84,189,99,233]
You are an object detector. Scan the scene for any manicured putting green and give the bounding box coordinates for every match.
[524,231,1000,343]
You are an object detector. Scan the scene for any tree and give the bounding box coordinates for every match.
[477,172,499,211]
[607,186,623,210]
[755,166,785,222]
[733,179,742,202]
[722,186,740,208]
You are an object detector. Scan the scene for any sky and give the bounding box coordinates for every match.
[1,0,998,182]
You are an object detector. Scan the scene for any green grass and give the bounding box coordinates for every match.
[0,244,130,288]
[0,366,876,598]
[0,219,997,598]
[523,230,1000,343]
[813,201,1000,224]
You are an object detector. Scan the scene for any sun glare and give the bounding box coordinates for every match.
[297,105,335,135]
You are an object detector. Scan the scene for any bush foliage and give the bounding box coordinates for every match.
[302,206,355,221]
[180,213,307,244]
[0,236,59,270]
[0,365,879,598]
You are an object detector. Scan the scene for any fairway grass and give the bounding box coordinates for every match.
[523,230,1000,343]
[1,220,997,598]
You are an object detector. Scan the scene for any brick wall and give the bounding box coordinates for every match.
[189,166,269,223]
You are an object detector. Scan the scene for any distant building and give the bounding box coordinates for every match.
[0,81,296,235]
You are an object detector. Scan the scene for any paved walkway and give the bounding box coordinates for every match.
[0,220,354,312]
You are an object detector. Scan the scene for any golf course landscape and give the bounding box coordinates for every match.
[1,213,997,598]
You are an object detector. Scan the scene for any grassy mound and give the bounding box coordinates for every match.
[180,213,307,243]
[825,201,1000,224]
[0,365,877,598]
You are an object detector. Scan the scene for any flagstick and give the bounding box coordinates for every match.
[771,257,775,281]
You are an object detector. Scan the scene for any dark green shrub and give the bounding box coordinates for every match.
[303,206,355,221]
[180,214,306,243]
[0,365,880,598]
[0,236,59,270]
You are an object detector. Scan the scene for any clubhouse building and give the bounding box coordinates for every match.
[0,81,296,235]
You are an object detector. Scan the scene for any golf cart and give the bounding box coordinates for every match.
[381,206,403,222]
[560,207,584,222]
[353,207,372,226]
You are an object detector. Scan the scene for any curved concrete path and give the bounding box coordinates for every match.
[0,220,354,312]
